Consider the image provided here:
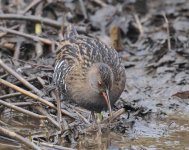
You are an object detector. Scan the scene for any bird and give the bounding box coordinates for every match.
[53,25,126,115]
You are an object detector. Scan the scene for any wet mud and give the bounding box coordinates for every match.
[1,0,189,149]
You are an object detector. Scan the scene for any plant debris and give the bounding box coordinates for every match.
[1,0,189,149]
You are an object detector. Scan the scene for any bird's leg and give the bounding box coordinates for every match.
[94,113,103,146]
[90,111,96,129]
[90,112,103,134]
[91,111,95,121]
[96,112,103,135]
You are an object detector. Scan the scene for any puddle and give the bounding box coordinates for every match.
[75,113,189,150]
[1,112,189,150]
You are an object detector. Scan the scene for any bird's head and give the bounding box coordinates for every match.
[88,63,114,115]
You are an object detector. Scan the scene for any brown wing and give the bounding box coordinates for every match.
[53,35,124,95]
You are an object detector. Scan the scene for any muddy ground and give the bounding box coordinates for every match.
[0,0,189,149]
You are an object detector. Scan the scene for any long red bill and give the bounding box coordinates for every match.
[102,89,112,116]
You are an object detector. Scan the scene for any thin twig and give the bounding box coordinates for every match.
[0,27,53,45]
[22,0,43,14]
[35,105,61,130]
[84,108,126,132]
[37,78,62,129]
[40,142,76,150]
[13,1,26,63]
[13,0,42,60]
[54,89,62,124]
[0,59,43,96]
[14,24,25,64]
[102,108,125,123]
[79,0,88,20]
[0,73,9,79]
[0,120,8,126]
[0,126,41,150]
[163,13,171,51]
[75,111,91,125]
[51,90,70,130]
[0,25,19,38]
[15,77,39,85]
[92,0,107,7]
[37,77,46,87]
[0,92,21,99]
[74,106,90,114]
[0,99,47,119]
[35,1,44,58]
[0,14,61,28]
[0,14,87,33]
[0,78,75,119]
[11,102,39,106]
[134,14,143,36]
[10,57,53,69]
[0,78,55,108]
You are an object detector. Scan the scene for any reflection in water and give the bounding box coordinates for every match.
[77,129,189,150]
[76,113,189,150]
[1,111,189,149]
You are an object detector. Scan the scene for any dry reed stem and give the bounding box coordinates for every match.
[102,108,125,123]
[0,59,43,96]
[0,78,55,108]
[0,99,47,119]
[35,105,61,130]
[0,14,87,33]
[0,14,61,28]
[0,126,41,150]
[85,108,126,132]
[0,27,53,45]
[22,0,42,14]
[0,92,21,99]
[40,142,76,150]
[0,78,75,118]
[134,14,144,36]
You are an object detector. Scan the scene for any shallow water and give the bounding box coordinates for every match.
[75,113,189,150]
[1,113,189,150]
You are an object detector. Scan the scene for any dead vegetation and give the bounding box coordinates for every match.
[1,0,189,149]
